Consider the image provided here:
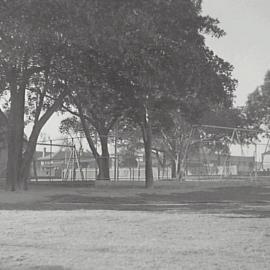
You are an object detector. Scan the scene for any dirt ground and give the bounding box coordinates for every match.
[0,180,270,269]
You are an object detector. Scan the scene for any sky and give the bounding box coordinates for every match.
[27,0,270,139]
[202,0,270,106]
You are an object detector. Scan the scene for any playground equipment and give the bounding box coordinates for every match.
[33,139,85,182]
[30,125,266,183]
[183,125,259,180]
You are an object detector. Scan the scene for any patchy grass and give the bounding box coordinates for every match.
[0,180,270,269]
[1,180,270,214]
[1,210,270,270]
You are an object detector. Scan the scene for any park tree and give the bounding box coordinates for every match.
[115,121,143,170]
[58,0,236,187]
[152,105,244,180]
[152,111,193,179]
[0,0,237,189]
[110,1,236,187]
[0,0,84,190]
[60,50,129,180]
[245,70,270,132]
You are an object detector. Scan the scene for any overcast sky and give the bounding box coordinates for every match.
[203,0,270,106]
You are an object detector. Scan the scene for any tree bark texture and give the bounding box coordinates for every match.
[97,134,110,180]
[6,72,25,191]
[77,103,111,181]
[20,90,68,189]
[77,107,101,180]
[171,159,176,179]
[141,114,154,188]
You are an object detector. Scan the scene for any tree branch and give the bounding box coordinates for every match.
[61,104,80,117]
[61,102,96,126]
[75,100,100,159]
[106,115,119,132]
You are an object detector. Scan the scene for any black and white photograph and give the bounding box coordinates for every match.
[0,0,270,269]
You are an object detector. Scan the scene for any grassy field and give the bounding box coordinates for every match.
[0,180,270,269]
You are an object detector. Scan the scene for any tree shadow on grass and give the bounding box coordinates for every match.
[1,184,270,217]
[140,185,270,203]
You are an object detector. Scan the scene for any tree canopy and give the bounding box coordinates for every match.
[0,0,83,189]
[245,70,270,132]
[0,0,237,189]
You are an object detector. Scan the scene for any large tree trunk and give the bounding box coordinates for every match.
[97,134,110,180]
[20,128,40,190]
[76,101,111,181]
[7,89,19,191]
[141,113,154,188]
[176,152,185,181]
[6,72,25,191]
[17,84,26,186]
[171,159,176,179]
[77,106,101,180]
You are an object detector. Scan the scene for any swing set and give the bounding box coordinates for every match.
[183,125,258,180]
[33,139,85,182]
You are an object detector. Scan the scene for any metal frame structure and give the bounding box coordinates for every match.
[33,140,85,182]
[183,125,259,180]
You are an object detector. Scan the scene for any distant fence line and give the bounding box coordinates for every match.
[32,137,172,182]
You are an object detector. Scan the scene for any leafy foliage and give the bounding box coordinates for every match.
[0,0,238,188]
[245,70,270,132]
